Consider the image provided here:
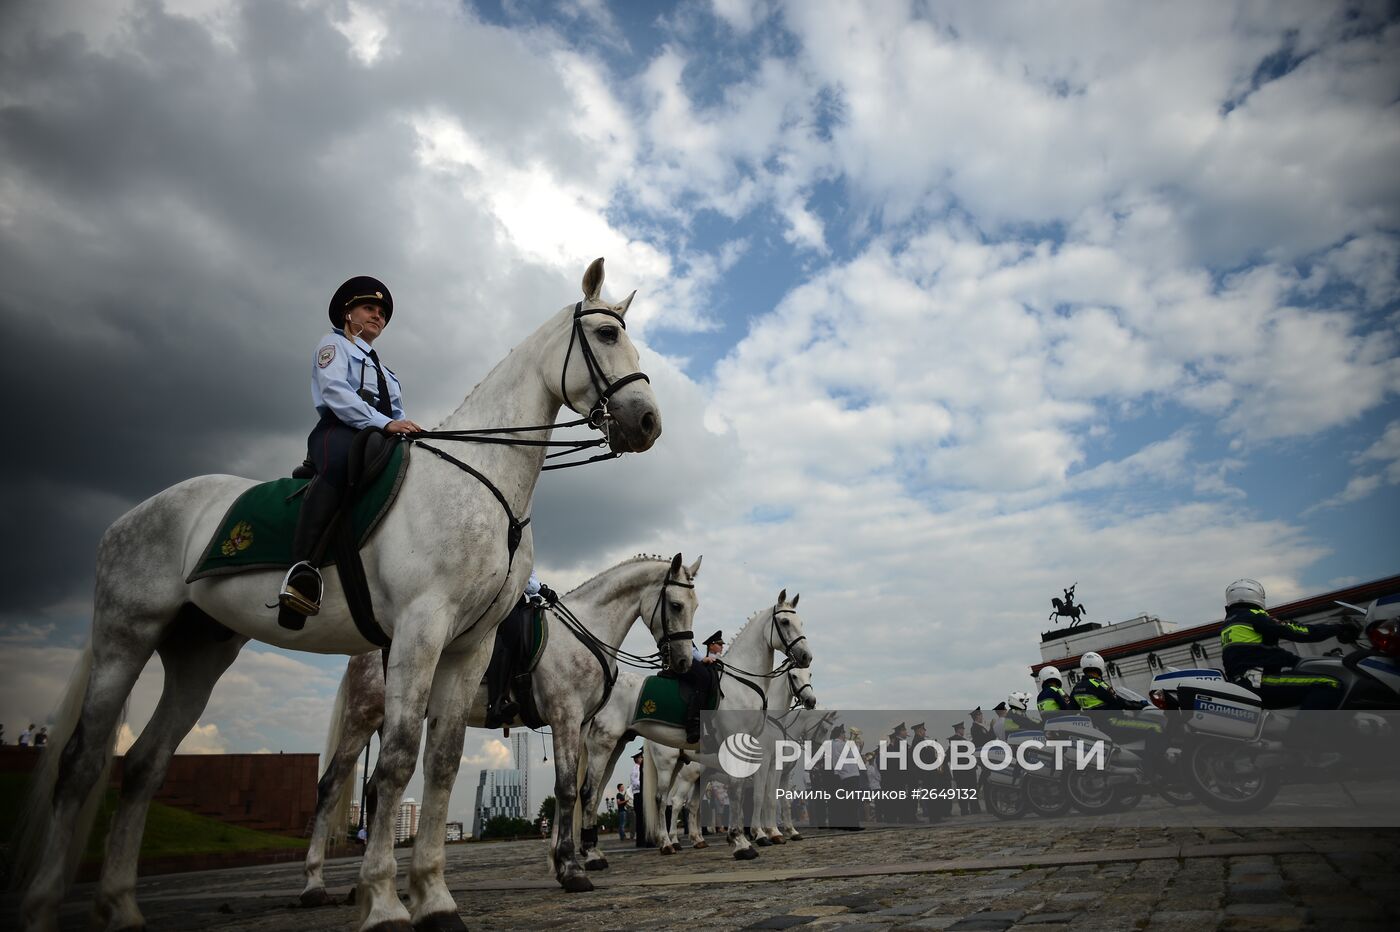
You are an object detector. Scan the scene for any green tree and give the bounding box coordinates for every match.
[481,815,533,840]
[536,796,556,824]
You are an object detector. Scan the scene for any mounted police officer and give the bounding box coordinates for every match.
[278,277,423,625]
[483,571,559,728]
[1035,666,1080,719]
[678,630,724,746]
[1219,578,1354,711]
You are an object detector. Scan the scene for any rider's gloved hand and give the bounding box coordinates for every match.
[538,585,558,605]
[1336,622,1361,645]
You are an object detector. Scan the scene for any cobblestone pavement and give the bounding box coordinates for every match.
[24,811,1397,932]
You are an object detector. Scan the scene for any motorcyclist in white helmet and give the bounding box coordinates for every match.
[1035,666,1079,719]
[1071,651,1146,711]
[1219,578,1354,710]
[991,691,1037,739]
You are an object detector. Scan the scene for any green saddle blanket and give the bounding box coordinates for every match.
[631,674,718,729]
[187,443,408,582]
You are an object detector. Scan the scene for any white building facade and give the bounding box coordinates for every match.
[1031,575,1400,696]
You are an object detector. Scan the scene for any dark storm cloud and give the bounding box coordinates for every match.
[0,1,725,615]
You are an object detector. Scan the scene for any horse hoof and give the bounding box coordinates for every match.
[734,847,760,861]
[560,874,594,893]
[584,858,609,871]
[659,845,675,856]
[692,840,708,849]
[754,836,771,847]
[413,913,467,932]
[788,833,803,841]
[299,887,332,908]
[365,921,414,932]
[769,835,786,845]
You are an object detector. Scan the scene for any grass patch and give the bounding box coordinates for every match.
[1,773,307,862]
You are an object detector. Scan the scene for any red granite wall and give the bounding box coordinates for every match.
[1,746,318,836]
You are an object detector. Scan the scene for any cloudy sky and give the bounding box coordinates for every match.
[2,0,1398,823]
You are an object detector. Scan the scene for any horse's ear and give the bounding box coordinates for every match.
[669,553,683,575]
[686,554,703,579]
[617,289,636,317]
[582,257,605,302]
[778,588,787,605]
[791,593,800,608]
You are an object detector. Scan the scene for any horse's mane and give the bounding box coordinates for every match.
[728,601,775,645]
[563,553,685,598]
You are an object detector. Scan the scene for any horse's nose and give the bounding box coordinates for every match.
[640,410,657,441]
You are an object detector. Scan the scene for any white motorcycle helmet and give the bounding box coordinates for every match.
[1037,665,1063,689]
[1080,651,1106,677]
[1226,578,1266,609]
[1007,690,1032,711]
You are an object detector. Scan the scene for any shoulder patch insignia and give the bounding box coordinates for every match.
[318,345,336,368]
[641,699,658,715]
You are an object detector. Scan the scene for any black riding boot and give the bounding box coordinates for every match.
[483,622,520,728]
[277,478,342,629]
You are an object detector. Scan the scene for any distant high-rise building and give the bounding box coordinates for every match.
[394,797,420,843]
[511,731,531,817]
[470,769,527,839]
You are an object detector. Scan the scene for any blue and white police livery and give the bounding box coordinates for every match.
[312,328,404,431]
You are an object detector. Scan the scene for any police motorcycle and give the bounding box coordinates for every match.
[1054,686,1197,814]
[1147,594,1400,814]
[984,724,1074,820]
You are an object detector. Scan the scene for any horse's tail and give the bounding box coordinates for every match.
[642,741,660,844]
[9,642,113,892]
[320,662,356,850]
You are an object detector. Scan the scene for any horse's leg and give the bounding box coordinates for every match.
[687,785,706,848]
[96,625,247,931]
[579,723,628,869]
[727,778,758,860]
[20,591,175,930]
[358,624,447,932]
[547,714,592,892]
[303,657,385,907]
[406,645,483,931]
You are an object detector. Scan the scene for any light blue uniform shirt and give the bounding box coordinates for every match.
[311,329,404,430]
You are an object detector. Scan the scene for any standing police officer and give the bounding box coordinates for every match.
[278,277,423,625]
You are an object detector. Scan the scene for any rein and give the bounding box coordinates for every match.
[408,303,650,471]
[712,605,804,681]
[409,303,650,639]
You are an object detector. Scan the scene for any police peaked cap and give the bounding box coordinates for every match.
[891,721,907,732]
[329,276,393,327]
[993,702,1008,711]
[911,722,926,730]
[970,706,983,715]
[703,630,725,647]
[951,721,965,730]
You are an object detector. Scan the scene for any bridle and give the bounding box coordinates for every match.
[787,668,815,710]
[409,300,652,638]
[770,605,807,660]
[647,572,696,671]
[561,302,651,435]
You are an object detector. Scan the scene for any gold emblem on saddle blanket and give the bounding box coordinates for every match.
[220,521,255,557]
[641,700,657,714]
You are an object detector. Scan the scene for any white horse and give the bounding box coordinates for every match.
[640,592,812,859]
[16,258,666,932]
[299,552,701,900]
[761,706,836,842]
[665,666,818,853]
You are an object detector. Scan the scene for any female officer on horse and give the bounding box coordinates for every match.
[278,276,423,625]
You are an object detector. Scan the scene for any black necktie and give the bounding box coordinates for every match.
[366,349,394,419]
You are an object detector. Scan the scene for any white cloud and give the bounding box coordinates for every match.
[461,737,512,769]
